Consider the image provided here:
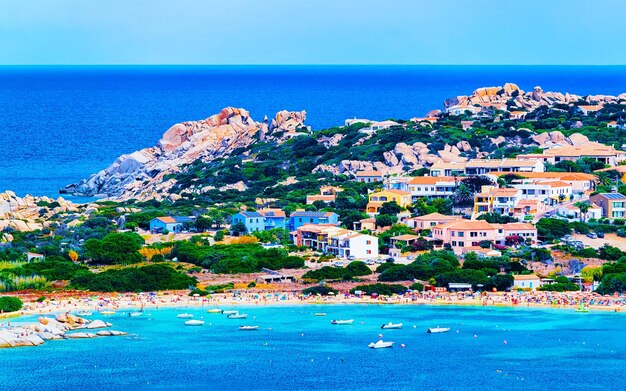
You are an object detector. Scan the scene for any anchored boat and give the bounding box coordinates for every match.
[368,340,394,349]
[331,319,354,325]
[381,322,403,329]
[427,327,450,333]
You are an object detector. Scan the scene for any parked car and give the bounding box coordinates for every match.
[375,259,385,264]
[332,261,344,268]
[617,229,626,238]
[346,255,356,261]
[365,259,375,265]
[597,232,605,238]
[586,232,598,239]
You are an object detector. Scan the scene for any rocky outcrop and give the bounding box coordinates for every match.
[531,131,590,148]
[0,191,83,232]
[313,141,468,178]
[1,315,125,349]
[444,83,625,112]
[61,107,308,200]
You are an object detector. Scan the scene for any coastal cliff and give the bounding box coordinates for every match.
[61,107,308,200]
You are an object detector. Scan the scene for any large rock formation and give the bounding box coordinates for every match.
[0,191,81,232]
[444,83,626,112]
[61,107,307,200]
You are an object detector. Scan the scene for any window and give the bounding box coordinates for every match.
[452,241,457,246]
[458,241,464,247]
[366,250,372,254]
[458,232,465,237]
[310,218,314,223]
[470,232,477,237]
[451,231,455,236]
[366,240,371,245]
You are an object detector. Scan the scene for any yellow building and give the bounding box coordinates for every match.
[366,189,412,213]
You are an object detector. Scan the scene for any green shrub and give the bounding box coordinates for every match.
[301,285,338,295]
[409,282,424,291]
[0,296,23,312]
[345,261,372,276]
[70,264,196,292]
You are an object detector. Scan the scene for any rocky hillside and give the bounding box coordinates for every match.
[61,107,308,200]
[61,83,626,202]
[444,82,626,111]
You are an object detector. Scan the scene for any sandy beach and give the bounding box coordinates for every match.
[2,289,624,321]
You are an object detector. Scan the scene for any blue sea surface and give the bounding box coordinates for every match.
[1,65,626,199]
[0,305,625,390]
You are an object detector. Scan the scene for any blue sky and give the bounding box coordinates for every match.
[1,0,624,65]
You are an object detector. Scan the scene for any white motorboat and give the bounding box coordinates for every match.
[76,311,92,316]
[206,308,222,313]
[129,312,143,317]
[222,310,239,315]
[227,313,248,319]
[177,313,194,319]
[239,326,259,331]
[331,319,354,325]
[427,327,450,333]
[184,320,205,326]
[315,313,327,316]
[368,340,394,349]
[381,322,403,329]
[100,311,116,315]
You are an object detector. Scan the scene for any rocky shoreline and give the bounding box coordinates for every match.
[0,312,126,349]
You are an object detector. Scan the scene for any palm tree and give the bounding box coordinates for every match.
[453,183,474,206]
[574,201,590,222]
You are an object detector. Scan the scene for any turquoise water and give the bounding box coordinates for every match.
[1,305,625,390]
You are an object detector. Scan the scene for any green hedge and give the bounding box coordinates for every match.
[0,296,23,312]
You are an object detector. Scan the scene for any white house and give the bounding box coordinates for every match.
[513,274,542,290]
[408,176,461,200]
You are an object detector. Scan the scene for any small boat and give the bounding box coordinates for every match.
[575,305,589,313]
[227,313,248,319]
[100,311,116,315]
[315,313,327,316]
[129,312,143,317]
[239,326,259,331]
[222,310,239,315]
[206,309,222,313]
[184,320,205,326]
[381,322,403,329]
[427,327,450,334]
[368,340,394,349]
[331,319,354,325]
[177,313,194,319]
[76,311,92,316]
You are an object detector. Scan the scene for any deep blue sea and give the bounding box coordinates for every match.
[2,65,626,199]
[1,305,625,390]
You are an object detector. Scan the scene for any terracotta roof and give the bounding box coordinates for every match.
[306,195,336,202]
[539,180,572,188]
[355,170,383,177]
[514,274,541,281]
[409,176,459,185]
[500,223,536,230]
[542,142,623,157]
[492,188,521,196]
[410,212,458,221]
[490,172,598,181]
[434,220,496,231]
[258,209,286,218]
[391,234,421,241]
[156,217,176,223]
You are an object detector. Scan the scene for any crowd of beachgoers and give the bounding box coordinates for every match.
[2,289,623,319]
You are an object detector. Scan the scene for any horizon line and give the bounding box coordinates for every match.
[1,64,626,67]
